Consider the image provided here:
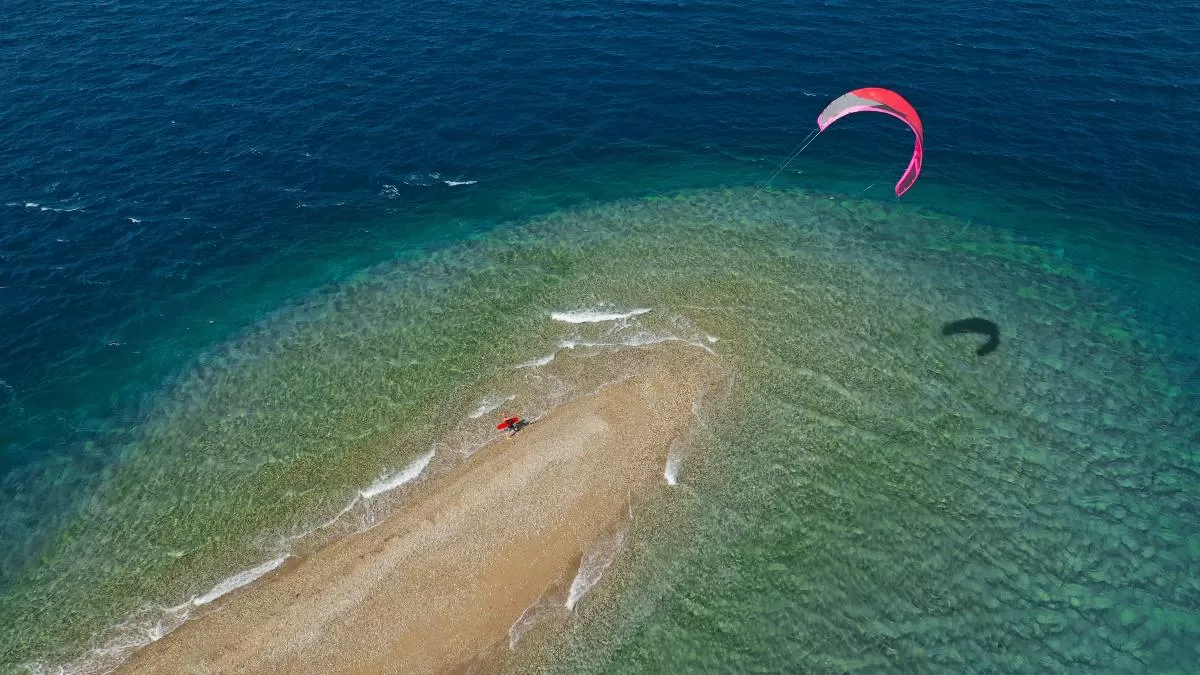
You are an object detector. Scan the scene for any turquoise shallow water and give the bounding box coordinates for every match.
[2,0,1198,670]
[509,190,1200,673]
[3,185,1196,672]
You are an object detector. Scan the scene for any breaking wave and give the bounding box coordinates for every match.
[566,530,626,611]
[469,394,515,419]
[550,308,651,323]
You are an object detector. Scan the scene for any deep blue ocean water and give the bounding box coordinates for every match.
[3,0,1197,469]
[2,0,1198,669]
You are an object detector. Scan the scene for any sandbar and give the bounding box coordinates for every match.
[119,344,721,674]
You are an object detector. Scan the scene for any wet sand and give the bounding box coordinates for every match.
[119,345,721,674]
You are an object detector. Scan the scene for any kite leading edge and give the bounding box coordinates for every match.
[817,87,924,197]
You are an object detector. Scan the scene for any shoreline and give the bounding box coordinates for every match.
[117,343,724,674]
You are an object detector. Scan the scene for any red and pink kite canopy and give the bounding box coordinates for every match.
[817,87,924,197]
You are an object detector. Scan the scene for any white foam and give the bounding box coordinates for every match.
[515,353,555,369]
[550,308,651,323]
[470,394,515,418]
[319,496,362,533]
[360,449,436,499]
[127,217,141,223]
[34,552,294,674]
[558,332,693,352]
[565,530,626,611]
[443,180,477,186]
[507,592,563,651]
[0,376,17,402]
[280,448,438,548]
[380,184,401,198]
[508,602,540,649]
[664,439,685,486]
[192,555,289,606]
[399,173,437,187]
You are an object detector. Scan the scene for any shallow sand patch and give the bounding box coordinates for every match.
[118,343,723,674]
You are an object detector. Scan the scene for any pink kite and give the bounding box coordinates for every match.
[817,88,924,197]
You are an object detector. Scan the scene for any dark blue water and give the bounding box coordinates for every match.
[2,0,1198,668]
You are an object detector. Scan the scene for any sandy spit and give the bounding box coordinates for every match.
[119,344,721,674]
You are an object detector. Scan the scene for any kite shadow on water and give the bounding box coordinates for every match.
[941,317,1000,356]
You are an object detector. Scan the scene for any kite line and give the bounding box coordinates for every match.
[756,127,821,194]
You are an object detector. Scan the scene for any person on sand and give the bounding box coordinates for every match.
[496,413,524,437]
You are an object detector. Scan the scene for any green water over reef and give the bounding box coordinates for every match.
[502,188,1199,673]
[3,188,1197,672]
